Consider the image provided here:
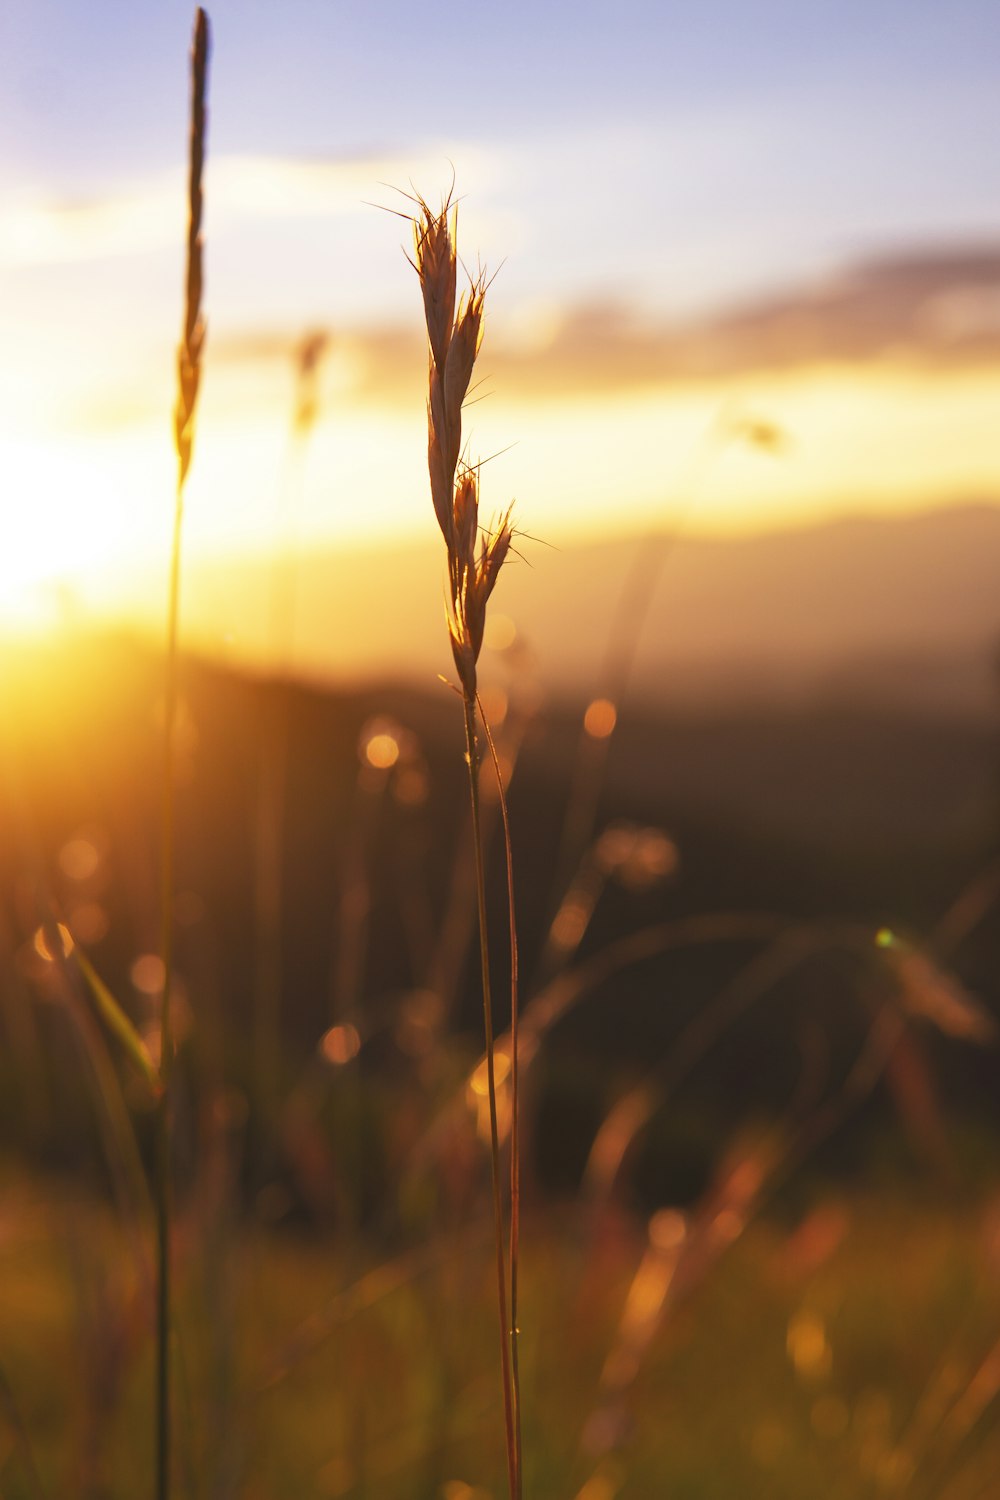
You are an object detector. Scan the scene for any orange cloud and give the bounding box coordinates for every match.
[206,243,1000,410]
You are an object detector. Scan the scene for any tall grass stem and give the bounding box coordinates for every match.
[463,691,518,1500]
[478,694,522,1496]
[157,12,209,1498]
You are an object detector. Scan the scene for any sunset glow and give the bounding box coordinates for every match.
[0,1,995,665]
[2,354,998,642]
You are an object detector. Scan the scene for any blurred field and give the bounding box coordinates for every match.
[4,1166,1000,1498]
[1,627,999,1495]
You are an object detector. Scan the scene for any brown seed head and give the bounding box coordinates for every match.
[410,189,516,700]
[174,7,210,490]
[453,467,480,575]
[444,280,486,437]
[412,197,457,374]
[449,606,477,699]
[426,396,455,548]
[448,508,516,694]
[479,510,514,599]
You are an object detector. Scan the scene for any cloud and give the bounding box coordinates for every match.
[208,242,1000,407]
[687,246,1000,372]
[43,237,1000,438]
[0,149,481,268]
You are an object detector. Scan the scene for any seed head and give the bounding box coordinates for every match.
[412,196,457,375]
[174,7,210,490]
[444,280,486,437]
[410,191,515,699]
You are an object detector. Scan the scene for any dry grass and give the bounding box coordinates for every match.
[409,192,514,703]
[157,11,210,1499]
[410,188,522,1499]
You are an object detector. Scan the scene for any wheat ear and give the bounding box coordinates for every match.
[410,191,521,1500]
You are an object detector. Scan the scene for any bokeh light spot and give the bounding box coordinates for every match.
[787,1309,831,1380]
[584,697,617,739]
[320,1023,361,1065]
[131,953,165,996]
[58,835,101,882]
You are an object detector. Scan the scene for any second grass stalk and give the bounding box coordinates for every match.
[410,190,522,1498]
[157,11,209,1499]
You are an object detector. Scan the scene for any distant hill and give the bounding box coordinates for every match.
[1,620,997,1181]
[174,501,1000,715]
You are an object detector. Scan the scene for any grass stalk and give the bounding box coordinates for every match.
[463,691,518,1498]
[157,12,209,1499]
[408,187,522,1495]
[478,694,522,1495]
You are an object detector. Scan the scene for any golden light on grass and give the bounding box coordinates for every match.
[468,1041,514,1151]
[585,1204,690,1455]
[469,1046,512,1098]
[573,1475,622,1500]
[477,684,509,727]
[33,922,74,961]
[617,1242,676,1337]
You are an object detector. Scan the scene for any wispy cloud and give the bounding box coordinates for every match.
[205,243,1000,410]
[0,148,493,268]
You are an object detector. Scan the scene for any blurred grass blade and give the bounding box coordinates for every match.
[880,936,997,1044]
[0,1360,48,1500]
[478,692,522,1488]
[76,949,159,1094]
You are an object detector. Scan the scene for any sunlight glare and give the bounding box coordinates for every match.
[0,431,170,626]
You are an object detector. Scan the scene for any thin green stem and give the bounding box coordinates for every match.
[463,691,517,1500]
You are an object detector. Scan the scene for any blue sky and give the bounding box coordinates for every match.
[2,0,997,304]
[0,0,998,634]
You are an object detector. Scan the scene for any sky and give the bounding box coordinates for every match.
[0,0,998,638]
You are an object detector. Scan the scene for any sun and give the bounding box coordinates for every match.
[0,431,171,629]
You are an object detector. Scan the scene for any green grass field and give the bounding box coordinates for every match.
[3,1162,999,1499]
